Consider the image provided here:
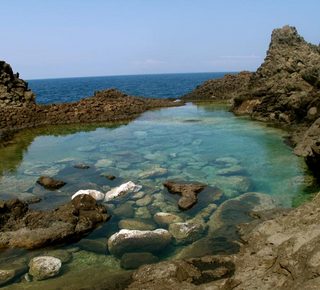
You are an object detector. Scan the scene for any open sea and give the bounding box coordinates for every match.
[28,72,227,103]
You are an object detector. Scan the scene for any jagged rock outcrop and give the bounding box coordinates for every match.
[182,71,252,101]
[0,61,35,107]
[233,25,320,125]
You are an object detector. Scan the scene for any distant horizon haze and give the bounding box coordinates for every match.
[1,0,319,79]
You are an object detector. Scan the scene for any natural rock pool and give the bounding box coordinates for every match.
[0,103,317,289]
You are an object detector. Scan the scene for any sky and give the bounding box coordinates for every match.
[1,0,320,79]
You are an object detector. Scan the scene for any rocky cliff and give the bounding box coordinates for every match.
[0,61,35,107]
[233,25,320,125]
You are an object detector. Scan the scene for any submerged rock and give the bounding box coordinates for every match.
[208,192,277,238]
[135,195,153,207]
[104,181,142,202]
[36,176,66,190]
[71,189,105,201]
[169,220,207,244]
[118,219,156,231]
[107,229,172,257]
[120,252,159,270]
[153,212,184,226]
[163,180,206,210]
[73,163,90,169]
[29,256,62,281]
[0,195,109,249]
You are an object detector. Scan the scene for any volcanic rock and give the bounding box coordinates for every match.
[0,195,109,249]
[163,180,206,210]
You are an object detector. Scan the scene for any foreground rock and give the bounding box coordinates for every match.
[107,229,172,257]
[128,192,320,289]
[29,256,62,281]
[0,195,109,249]
[128,256,235,289]
[36,176,66,190]
[163,181,207,210]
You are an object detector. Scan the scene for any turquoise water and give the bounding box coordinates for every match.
[0,103,316,289]
[28,72,228,104]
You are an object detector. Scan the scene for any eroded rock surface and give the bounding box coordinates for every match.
[0,195,109,249]
[163,180,207,210]
[0,61,35,107]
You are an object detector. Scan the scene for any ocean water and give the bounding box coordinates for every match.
[28,72,227,103]
[0,74,318,289]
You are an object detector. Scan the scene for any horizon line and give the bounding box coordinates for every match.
[26,70,247,81]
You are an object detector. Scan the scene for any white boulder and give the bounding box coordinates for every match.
[28,256,61,281]
[105,181,142,202]
[71,189,105,201]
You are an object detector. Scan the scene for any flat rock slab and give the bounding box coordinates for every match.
[163,180,206,210]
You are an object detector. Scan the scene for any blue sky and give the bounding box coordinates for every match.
[1,0,319,79]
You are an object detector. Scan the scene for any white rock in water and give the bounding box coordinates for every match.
[71,189,105,201]
[105,181,142,202]
[29,256,61,281]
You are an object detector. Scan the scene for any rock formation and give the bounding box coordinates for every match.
[0,88,182,142]
[233,25,320,125]
[182,71,252,101]
[0,61,35,107]
[185,25,320,175]
[0,195,109,249]
[163,180,207,210]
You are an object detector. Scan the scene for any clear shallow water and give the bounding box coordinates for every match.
[0,103,317,289]
[28,72,227,104]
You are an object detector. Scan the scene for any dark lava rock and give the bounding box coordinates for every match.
[36,176,66,190]
[0,195,109,249]
[120,252,159,270]
[163,180,206,210]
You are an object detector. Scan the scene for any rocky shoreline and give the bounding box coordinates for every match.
[0,25,319,289]
[0,60,183,143]
[185,26,320,178]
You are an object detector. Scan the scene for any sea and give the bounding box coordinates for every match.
[28,72,227,103]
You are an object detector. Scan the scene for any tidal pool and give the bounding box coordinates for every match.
[0,103,317,289]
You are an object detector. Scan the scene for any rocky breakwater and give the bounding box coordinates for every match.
[0,61,35,108]
[0,62,183,141]
[0,195,109,249]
